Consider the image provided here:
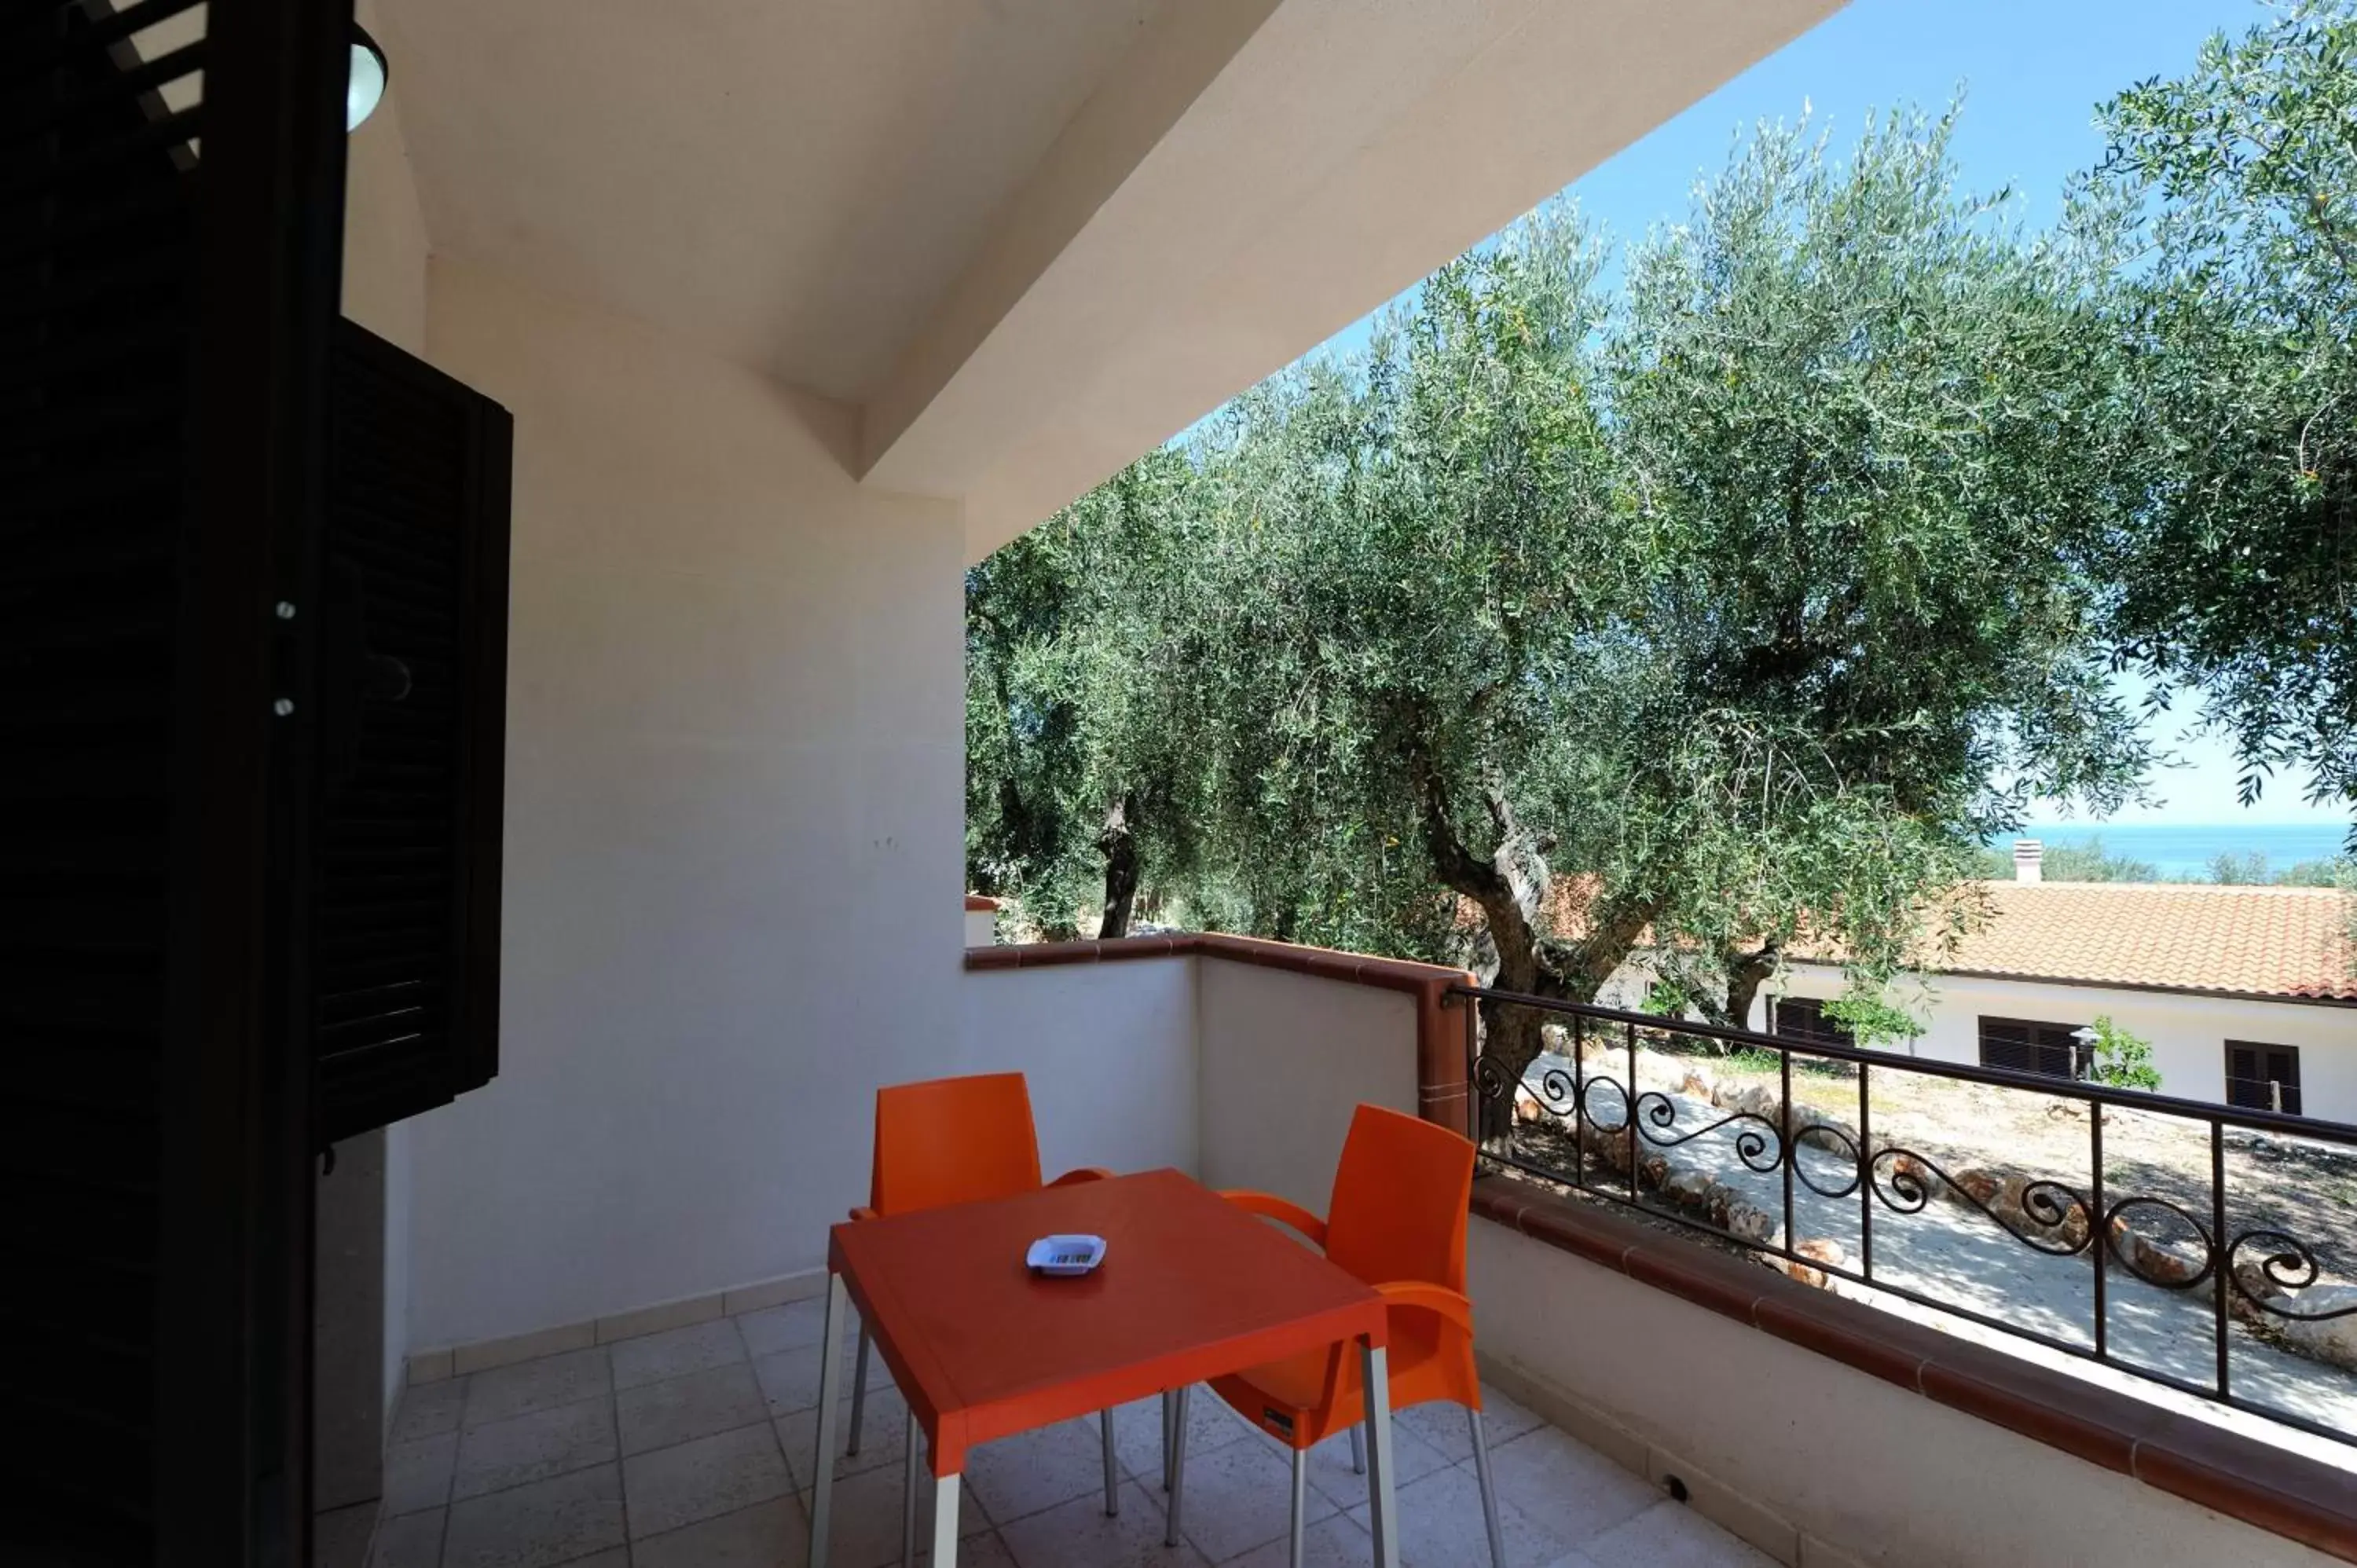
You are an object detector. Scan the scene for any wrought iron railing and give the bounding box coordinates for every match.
[1456,984,2357,1445]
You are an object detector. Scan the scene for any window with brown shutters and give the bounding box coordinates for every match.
[1772,997,1854,1050]
[2225,1042,2303,1116]
[1977,1016,2088,1080]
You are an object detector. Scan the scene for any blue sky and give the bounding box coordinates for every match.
[1300,0,2339,827]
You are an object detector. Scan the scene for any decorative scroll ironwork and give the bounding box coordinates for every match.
[2229,1230,2357,1321]
[1459,984,2357,1444]
[1868,1146,2093,1256]
[1633,1090,1785,1176]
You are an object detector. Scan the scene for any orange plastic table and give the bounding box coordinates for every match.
[806,1167,1403,1566]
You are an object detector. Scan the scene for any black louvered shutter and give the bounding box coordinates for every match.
[3,0,353,1560]
[316,321,511,1142]
[0,7,208,1559]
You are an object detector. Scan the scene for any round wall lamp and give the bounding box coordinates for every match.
[348,24,389,130]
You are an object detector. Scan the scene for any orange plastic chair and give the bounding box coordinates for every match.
[1165,1103,1499,1568]
[842,1073,1116,1539]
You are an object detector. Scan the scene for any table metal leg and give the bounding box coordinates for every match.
[931,1472,962,1565]
[1164,1385,1192,1548]
[847,1321,872,1456]
[1361,1343,1398,1568]
[901,1406,918,1568]
[808,1273,849,1566]
[1101,1407,1120,1516]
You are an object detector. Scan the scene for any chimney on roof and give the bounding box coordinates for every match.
[2013,839,2043,884]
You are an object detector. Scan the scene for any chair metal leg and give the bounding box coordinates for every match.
[846,1321,872,1456]
[1161,1390,1175,1490]
[1362,1344,1398,1568]
[1288,1445,1308,1568]
[1164,1386,1191,1548]
[1468,1407,1506,1568]
[1101,1407,1120,1516]
[900,1405,918,1568]
[1349,1423,1365,1475]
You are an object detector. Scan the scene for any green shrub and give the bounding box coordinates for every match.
[2086,1014,2161,1091]
[1823,991,1924,1051]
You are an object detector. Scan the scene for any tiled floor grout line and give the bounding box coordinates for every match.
[610,1390,629,1566]
[430,1372,475,1568]
[418,1460,453,1567]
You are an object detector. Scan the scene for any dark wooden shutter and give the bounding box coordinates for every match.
[1771,998,1853,1050]
[2,0,350,1560]
[314,321,511,1142]
[0,7,207,1559]
[2225,1042,2303,1116]
[1977,1016,2085,1080]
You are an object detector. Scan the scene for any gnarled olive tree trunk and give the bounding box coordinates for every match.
[1721,937,1783,1034]
[1409,753,1663,1138]
[1095,789,1141,940]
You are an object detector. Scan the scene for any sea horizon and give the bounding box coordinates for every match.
[1989,821,2352,881]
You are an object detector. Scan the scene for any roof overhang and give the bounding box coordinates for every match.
[877,0,1849,560]
[374,0,1847,559]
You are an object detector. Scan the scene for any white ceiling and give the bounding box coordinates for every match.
[372,0,1847,554]
[376,0,1163,401]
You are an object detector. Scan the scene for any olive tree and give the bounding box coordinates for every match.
[969,107,2153,1097]
[2080,0,2357,825]
[1607,108,2152,1030]
[965,449,1214,937]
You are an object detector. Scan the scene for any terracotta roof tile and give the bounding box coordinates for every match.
[1467,877,2356,1002]
[1930,881,2355,1002]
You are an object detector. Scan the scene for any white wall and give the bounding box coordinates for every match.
[400,260,966,1351]
[1769,963,2357,1123]
[1470,1219,2339,1568]
[1196,962,1420,1214]
[958,960,1200,1181]
[952,954,1432,1209]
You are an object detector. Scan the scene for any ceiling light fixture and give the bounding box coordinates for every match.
[347,24,389,131]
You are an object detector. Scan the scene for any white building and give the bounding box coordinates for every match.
[1604,848,2357,1121]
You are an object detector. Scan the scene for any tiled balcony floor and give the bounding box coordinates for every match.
[340,1296,1772,1568]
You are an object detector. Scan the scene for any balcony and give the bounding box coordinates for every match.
[347,932,2357,1568]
